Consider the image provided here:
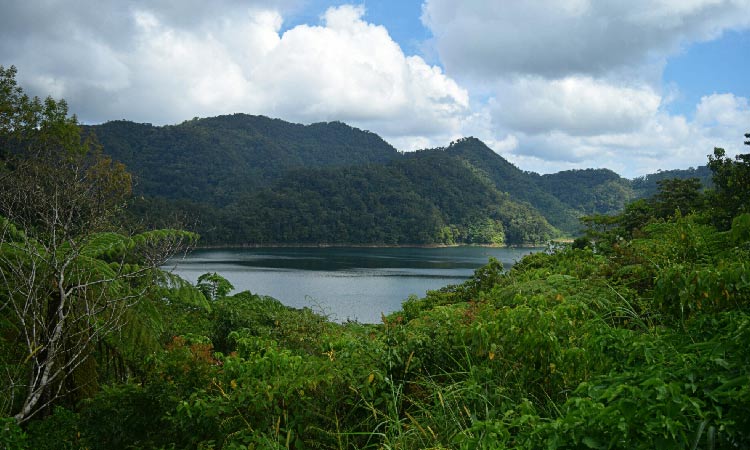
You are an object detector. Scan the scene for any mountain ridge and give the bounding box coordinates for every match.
[86,114,709,245]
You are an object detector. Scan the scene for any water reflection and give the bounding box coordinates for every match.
[169,246,540,323]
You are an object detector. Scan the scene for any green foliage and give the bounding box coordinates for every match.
[536,311,750,449]
[78,382,183,450]
[631,165,713,198]
[197,272,234,301]
[155,269,212,311]
[217,149,556,245]
[20,207,750,448]
[86,115,399,205]
[90,117,722,246]
[24,407,84,450]
[211,291,290,352]
[173,342,336,449]
[730,212,750,245]
[581,174,710,248]
[1,67,199,423]
[707,147,750,229]
[650,177,704,218]
[88,119,674,245]
[0,417,27,450]
[446,138,588,234]
[537,167,636,217]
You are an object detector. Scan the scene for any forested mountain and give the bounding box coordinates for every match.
[142,148,557,246]
[85,115,399,205]
[86,115,709,246]
[442,139,580,232]
[537,168,635,216]
[7,65,750,449]
[631,165,713,198]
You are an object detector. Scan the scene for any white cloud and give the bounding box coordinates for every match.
[695,93,750,128]
[418,0,750,177]
[490,76,661,136]
[243,5,470,140]
[1,1,748,178]
[492,93,750,177]
[1,2,469,142]
[421,0,750,79]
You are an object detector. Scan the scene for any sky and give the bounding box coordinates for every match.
[1,0,749,178]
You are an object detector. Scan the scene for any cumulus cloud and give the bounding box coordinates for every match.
[490,93,750,177]
[2,1,748,178]
[695,93,750,128]
[419,0,750,177]
[0,2,469,142]
[421,0,750,78]
[490,76,661,136]
[248,6,469,137]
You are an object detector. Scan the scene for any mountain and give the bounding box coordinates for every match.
[86,115,709,246]
[153,146,558,246]
[86,114,399,205]
[630,165,713,198]
[442,138,596,232]
[537,168,636,216]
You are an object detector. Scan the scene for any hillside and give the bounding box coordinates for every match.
[631,165,713,197]
[537,168,636,216]
[86,115,707,246]
[86,115,400,205]
[443,138,624,232]
[176,152,558,245]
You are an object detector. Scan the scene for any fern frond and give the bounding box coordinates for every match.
[132,229,199,248]
[154,270,212,312]
[0,216,28,242]
[78,232,133,259]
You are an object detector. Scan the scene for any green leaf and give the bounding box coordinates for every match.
[582,436,604,449]
[79,232,132,258]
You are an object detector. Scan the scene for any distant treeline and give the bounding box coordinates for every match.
[87,115,711,245]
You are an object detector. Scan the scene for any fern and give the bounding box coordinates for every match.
[154,270,212,312]
[0,215,27,242]
[131,229,199,248]
[78,232,133,259]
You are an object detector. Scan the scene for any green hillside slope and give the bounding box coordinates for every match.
[86,114,400,205]
[87,115,713,246]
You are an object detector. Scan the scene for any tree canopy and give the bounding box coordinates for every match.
[2,66,750,450]
[0,66,199,423]
[88,120,670,245]
[4,135,749,449]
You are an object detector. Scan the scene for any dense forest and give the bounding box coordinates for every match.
[3,65,750,449]
[86,115,709,247]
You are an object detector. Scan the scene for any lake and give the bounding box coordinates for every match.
[168,246,541,323]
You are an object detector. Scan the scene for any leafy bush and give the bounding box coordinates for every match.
[16,210,750,449]
[0,417,27,450]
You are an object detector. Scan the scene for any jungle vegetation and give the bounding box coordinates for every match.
[87,116,710,246]
[2,65,750,449]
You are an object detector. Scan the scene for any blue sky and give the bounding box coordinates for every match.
[292,0,750,120]
[663,29,750,117]
[285,0,432,56]
[1,0,749,177]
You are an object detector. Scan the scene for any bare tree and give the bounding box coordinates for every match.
[0,66,197,423]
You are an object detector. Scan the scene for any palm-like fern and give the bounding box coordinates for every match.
[0,216,198,422]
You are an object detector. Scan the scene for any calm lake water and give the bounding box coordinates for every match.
[168,246,541,323]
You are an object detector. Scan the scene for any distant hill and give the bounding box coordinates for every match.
[442,138,580,232]
[537,168,636,215]
[86,115,712,246]
[213,154,556,246]
[630,166,712,198]
[85,114,399,205]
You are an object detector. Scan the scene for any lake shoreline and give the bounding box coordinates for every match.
[192,242,552,250]
[170,246,543,323]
